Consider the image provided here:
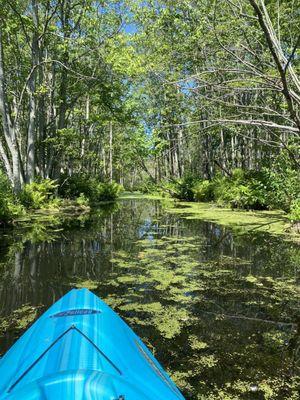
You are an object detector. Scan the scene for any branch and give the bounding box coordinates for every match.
[248,0,300,131]
[160,118,299,133]
[14,58,101,125]
[284,34,300,72]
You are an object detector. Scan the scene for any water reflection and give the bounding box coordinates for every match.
[0,198,299,399]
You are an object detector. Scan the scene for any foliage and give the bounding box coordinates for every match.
[58,173,122,202]
[95,181,123,202]
[167,175,197,201]
[136,177,158,194]
[0,171,24,224]
[263,152,300,212]
[193,180,214,202]
[75,193,90,207]
[19,179,58,210]
[58,174,96,200]
[289,199,300,223]
[213,169,270,210]
[0,0,299,225]
[165,167,299,214]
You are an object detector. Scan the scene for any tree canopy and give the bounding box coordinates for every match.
[0,0,299,192]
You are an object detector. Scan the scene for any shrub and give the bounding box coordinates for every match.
[168,175,197,201]
[193,180,214,202]
[75,193,90,207]
[58,173,122,202]
[289,199,300,223]
[212,169,271,209]
[58,173,95,200]
[137,177,158,194]
[211,167,300,211]
[0,171,23,223]
[263,168,299,212]
[19,179,58,209]
[94,182,123,202]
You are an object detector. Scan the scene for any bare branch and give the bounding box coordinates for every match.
[160,118,299,133]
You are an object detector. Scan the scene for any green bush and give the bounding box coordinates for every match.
[95,182,123,202]
[193,180,214,202]
[58,173,95,200]
[157,165,299,213]
[213,169,269,210]
[289,199,300,223]
[263,168,299,212]
[0,171,23,224]
[58,173,122,202]
[168,175,197,201]
[137,177,158,194]
[19,179,58,209]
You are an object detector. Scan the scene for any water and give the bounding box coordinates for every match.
[0,198,299,399]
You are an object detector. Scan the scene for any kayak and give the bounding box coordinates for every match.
[0,288,185,399]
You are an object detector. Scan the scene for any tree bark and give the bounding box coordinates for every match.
[109,121,113,183]
[0,27,22,191]
[26,0,39,183]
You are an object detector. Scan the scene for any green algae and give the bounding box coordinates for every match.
[0,196,299,399]
[119,192,165,201]
[72,279,99,290]
[189,336,208,350]
[119,193,297,237]
[108,231,300,399]
[0,304,42,338]
[165,201,294,237]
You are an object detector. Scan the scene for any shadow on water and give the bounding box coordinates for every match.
[0,198,299,399]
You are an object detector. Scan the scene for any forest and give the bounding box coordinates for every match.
[0,2,300,399]
[0,0,299,225]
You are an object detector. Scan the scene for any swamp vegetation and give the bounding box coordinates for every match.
[0,197,300,399]
[0,1,299,399]
[0,0,299,226]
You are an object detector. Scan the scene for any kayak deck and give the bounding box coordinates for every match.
[0,288,185,399]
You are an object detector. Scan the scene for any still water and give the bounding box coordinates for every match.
[0,198,299,399]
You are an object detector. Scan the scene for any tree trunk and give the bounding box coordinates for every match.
[26,0,40,183]
[109,121,113,183]
[0,27,22,192]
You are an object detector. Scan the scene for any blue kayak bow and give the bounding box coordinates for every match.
[0,288,185,400]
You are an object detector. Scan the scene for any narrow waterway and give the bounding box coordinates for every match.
[0,198,299,399]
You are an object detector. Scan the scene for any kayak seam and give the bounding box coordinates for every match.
[72,326,122,376]
[7,325,122,394]
[134,339,183,399]
[7,325,75,393]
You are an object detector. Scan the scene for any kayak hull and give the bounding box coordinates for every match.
[0,288,185,400]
